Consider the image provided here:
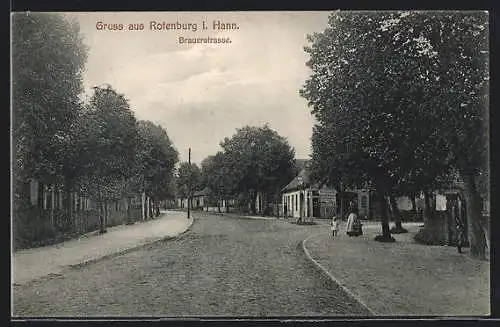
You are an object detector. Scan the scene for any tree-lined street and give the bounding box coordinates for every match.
[11,11,491,318]
[13,213,369,317]
[301,11,489,258]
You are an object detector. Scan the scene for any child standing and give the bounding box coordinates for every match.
[331,216,339,238]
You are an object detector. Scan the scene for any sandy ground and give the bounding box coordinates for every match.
[304,222,490,316]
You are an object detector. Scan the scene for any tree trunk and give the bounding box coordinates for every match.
[64,183,73,232]
[148,197,153,219]
[375,191,394,242]
[104,198,108,229]
[261,193,266,216]
[423,190,432,226]
[389,196,400,228]
[99,198,105,234]
[462,173,486,260]
[339,193,345,221]
[250,191,257,215]
[37,180,44,216]
[391,196,408,233]
[50,186,55,228]
[447,196,456,246]
[142,190,146,220]
[126,197,133,224]
[381,194,391,237]
[217,196,221,213]
[411,196,417,212]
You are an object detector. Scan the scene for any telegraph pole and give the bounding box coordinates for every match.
[340,179,344,220]
[187,147,191,219]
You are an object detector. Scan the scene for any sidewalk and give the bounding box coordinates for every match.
[12,210,193,286]
[223,213,278,220]
[199,211,279,220]
[302,222,490,316]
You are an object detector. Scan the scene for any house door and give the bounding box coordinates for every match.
[312,198,320,217]
[300,193,305,218]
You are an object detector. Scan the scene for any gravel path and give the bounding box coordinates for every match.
[13,213,370,317]
[304,222,490,316]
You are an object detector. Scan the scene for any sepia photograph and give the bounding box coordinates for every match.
[11,10,490,318]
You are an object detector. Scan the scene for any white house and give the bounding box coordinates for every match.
[280,160,373,220]
[281,161,337,221]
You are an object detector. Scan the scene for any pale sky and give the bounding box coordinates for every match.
[65,12,332,165]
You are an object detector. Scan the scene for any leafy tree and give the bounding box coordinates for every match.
[220,124,295,214]
[371,12,488,255]
[302,11,488,254]
[136,121,179,217]
[75,85,139,233]
[303,12,414,241]
[418,12,488,259]
[12,12,87,212]
[176,162,202,209]
[201,152,233,212]
[302,12,451,242]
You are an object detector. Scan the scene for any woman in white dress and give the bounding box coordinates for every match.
[346,207,359,236]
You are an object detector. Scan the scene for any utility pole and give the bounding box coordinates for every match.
[187,147,191,219]
[340,180,344,220]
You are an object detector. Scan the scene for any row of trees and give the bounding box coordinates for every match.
[12,13,178,246]
[301,11,488,258]
[175,125,296,215]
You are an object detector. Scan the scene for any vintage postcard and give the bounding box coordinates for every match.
[11,11,490,318]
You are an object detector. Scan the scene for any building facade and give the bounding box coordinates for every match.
[280,160,373,220]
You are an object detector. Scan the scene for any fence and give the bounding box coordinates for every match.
[13,201,142,251]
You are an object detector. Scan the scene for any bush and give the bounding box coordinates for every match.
[390,225,409,234]
[414,227,447,246]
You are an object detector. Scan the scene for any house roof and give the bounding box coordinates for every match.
[282,160,320,192]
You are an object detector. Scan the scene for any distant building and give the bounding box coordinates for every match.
[177,197,189,209]
[177,187,236,212]
[193,187,211,209]
[280,160,376,220]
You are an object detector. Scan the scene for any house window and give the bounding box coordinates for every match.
[361,195,368,209]
[295,194,298,211]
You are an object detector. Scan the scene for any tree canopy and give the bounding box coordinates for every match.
[12,12,88,186]
[201,151,235,203]
[176,162,202,199]
[136,120,179,200]
[219,124,295,212]
[221,125,295,194]
[75,85,139,202]
[301,11,488,251]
